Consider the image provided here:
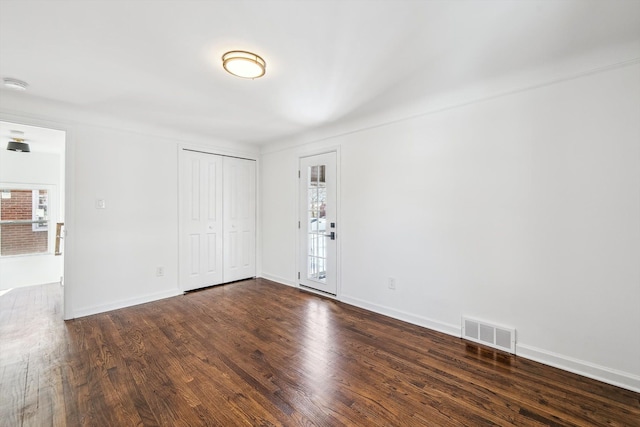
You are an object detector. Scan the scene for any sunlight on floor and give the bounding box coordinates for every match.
[303,299,333,391]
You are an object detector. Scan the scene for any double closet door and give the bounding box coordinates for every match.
[180,149,256,291]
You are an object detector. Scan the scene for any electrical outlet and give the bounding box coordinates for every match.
[388,277,396,290]
[156,266,165,277]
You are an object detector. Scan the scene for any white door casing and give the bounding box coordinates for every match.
[299,152,337,295]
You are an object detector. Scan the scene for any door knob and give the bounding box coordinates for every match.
[324,231,336,240]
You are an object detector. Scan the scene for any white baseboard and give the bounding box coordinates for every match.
[64,275,640,393]
[517,344,640,393]
[259,273,297,288]
[309,289,640,393]
[339,294,460,338]
[71,288,183,319]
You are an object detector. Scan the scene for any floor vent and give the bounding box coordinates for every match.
[462,317,516,354]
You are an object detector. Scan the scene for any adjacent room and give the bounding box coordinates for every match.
[0,0,638,425]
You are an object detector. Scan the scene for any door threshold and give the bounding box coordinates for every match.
[184,277,257,294]
[299,284,337,298]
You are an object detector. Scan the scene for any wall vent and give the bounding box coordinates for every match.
[462,317,516,354]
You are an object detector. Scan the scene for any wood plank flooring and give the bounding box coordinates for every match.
[1,279,638,426]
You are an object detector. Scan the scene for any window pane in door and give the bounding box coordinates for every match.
[306,165,327,283]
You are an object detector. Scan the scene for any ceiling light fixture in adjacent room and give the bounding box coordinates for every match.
[7,138,30,152]
[7,130,30,152]
[222,51,266,79]
[3,77,28,91]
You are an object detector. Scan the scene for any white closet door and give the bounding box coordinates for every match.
[223,156,256,282]
[180,150,223,291]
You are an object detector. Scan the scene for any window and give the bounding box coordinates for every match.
[32,190,48,231]
[0,188,50,256]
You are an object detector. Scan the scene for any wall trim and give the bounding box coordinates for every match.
[339,294,460,338]
[260,273,297,288]
[0,112,76,320]
[342,291,640,393]
[260,56,640,156]
[517,344,640,393]
[71,288,183,319]
[1,95,260,156]
[179,142,259,161]
[321,287,640,393]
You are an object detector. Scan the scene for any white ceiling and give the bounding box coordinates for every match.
[0,0,639,146]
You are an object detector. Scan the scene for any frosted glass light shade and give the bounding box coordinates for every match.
[222,51,266,79]
[3,78,28,90]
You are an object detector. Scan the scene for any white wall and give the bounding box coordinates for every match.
[67,125,181,316]
[260,62,640,391]
[0,150,62,289]
[0,93,260,318]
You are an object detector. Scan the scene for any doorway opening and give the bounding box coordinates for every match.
[0,121,66,315]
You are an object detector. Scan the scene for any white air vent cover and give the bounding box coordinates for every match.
[462,317,516,354]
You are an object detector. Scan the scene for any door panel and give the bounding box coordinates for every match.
[206,233,218,272]
[299,152,337,295]
[180,150,223,291]
[189,234,199,275]
[223,156,256,282]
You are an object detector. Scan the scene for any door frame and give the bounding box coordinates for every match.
[178,144,258,292]
[296,148,341,298]
[0,113,71,319]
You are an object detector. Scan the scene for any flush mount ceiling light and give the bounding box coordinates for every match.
[222,51,266,79]
[3,77,28,91]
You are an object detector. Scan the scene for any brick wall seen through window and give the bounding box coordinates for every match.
[0,189,49,256]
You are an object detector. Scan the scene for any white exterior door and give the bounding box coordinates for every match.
[299,152,337,295]
[180,150,224,291]
[223,156,256,282]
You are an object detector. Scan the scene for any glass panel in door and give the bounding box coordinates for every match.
[307,165,326,282]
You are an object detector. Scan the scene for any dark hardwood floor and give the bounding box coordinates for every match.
[1,279,638,426]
